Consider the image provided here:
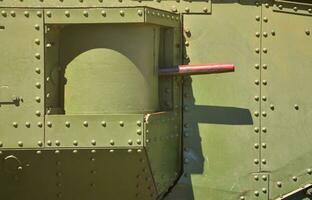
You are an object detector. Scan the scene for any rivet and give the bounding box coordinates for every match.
[73,140,78,146]
[46,43,52,48]
[255,16,260,21]
[254,190,259,196]
[25,122,31,128]
[0,142,3,147]
[254,96,259,101]
[36,11,42,17]
[47,140,52,146]
[263,17,268,22]
[240,196,245,200]
[91,149,96,153]
[37,141,43,147]
[262,80,267,85]
[254,159,259,164]
[128,140,133,145]
[65,11,70,17]
[293,6,298,11]
[47,121,52,127]
[185,7,190,13]
[119,121,124,127]
[307,168,312,175]
[24,11,29,17]
[10,11,16,17]
[203,7,208,13]
[265,3,269,8]
[65,121,70,127]
[294,104,299,110]
[263,32,268,37]
[17,166,23,171]
[35,96,41,102]
[263,64,267,69]
[262,127,267,133]
[270,104,275,110]
[13,122,18,128]
[55,150,60,154]
[254,127,259,132]
[261,159,266,164]
[254,175,259,180]
[277,181,282,187]
[262,188,267,193]
[137,121,142,127]
[306,30,310,35]
[34,39,40,45]
[18,141,23,147]
[1,11,7,17]
[255,48,260,53]
[73,150,78,153]
[37,122,43,127]
[137,139,142,145]
[254,79,259,85]
[83,11,88,17]
[262,143,267,148]
[35,53,40,59]
[120,10,125,16]
[46,11,52,17]
[91,140,96,146]
[35,24,40,30]
[254,111,259,117]
[271,30,276,36]
[110,140,115,145]
[109,149,114,153]
[128,149,132,153]
[101,10,106,16]
[263,48,268,53]
[278,4,283,9]
[36,150,42,154]
[83,121,88,127]
[255,32,260,37]
[262,175,267,181]
[308,8,312,13]
[35,82,41,88]
[262,111,267,117]
[35,110,41,116]
[185,41,189,46]
[292,176,297,181]
[262,96,267,101]
[254,143,259,149]
[55,140,60,146]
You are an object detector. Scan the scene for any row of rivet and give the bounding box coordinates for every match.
[31,148,142,155]
[44,138,143,146]
[276,4,312,14]
[45,120,142,128]
[253,2,263,170]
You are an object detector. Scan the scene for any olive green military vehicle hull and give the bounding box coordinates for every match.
[0,0,311,200]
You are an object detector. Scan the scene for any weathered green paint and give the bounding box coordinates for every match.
[0,9,45,148]
[0,0,312,200]
[261,2,312,199]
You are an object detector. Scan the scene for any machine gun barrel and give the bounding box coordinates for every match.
[159,64,235,76]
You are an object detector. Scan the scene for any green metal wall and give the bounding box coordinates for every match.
[0,0,312,200]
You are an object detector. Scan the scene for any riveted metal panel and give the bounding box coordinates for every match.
[0,0,211,14]
[45,114,144,148]
[165,1,262,199]
[0,149,157,200]
[261,2,312,199]
[0,9,44,149]
[273,0,312,16]
[145,112,181,196]
[44,7,179,26]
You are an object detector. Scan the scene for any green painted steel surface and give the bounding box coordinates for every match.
[261,2,312,199]
[1,1,312,200]
[0,9,45,148]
